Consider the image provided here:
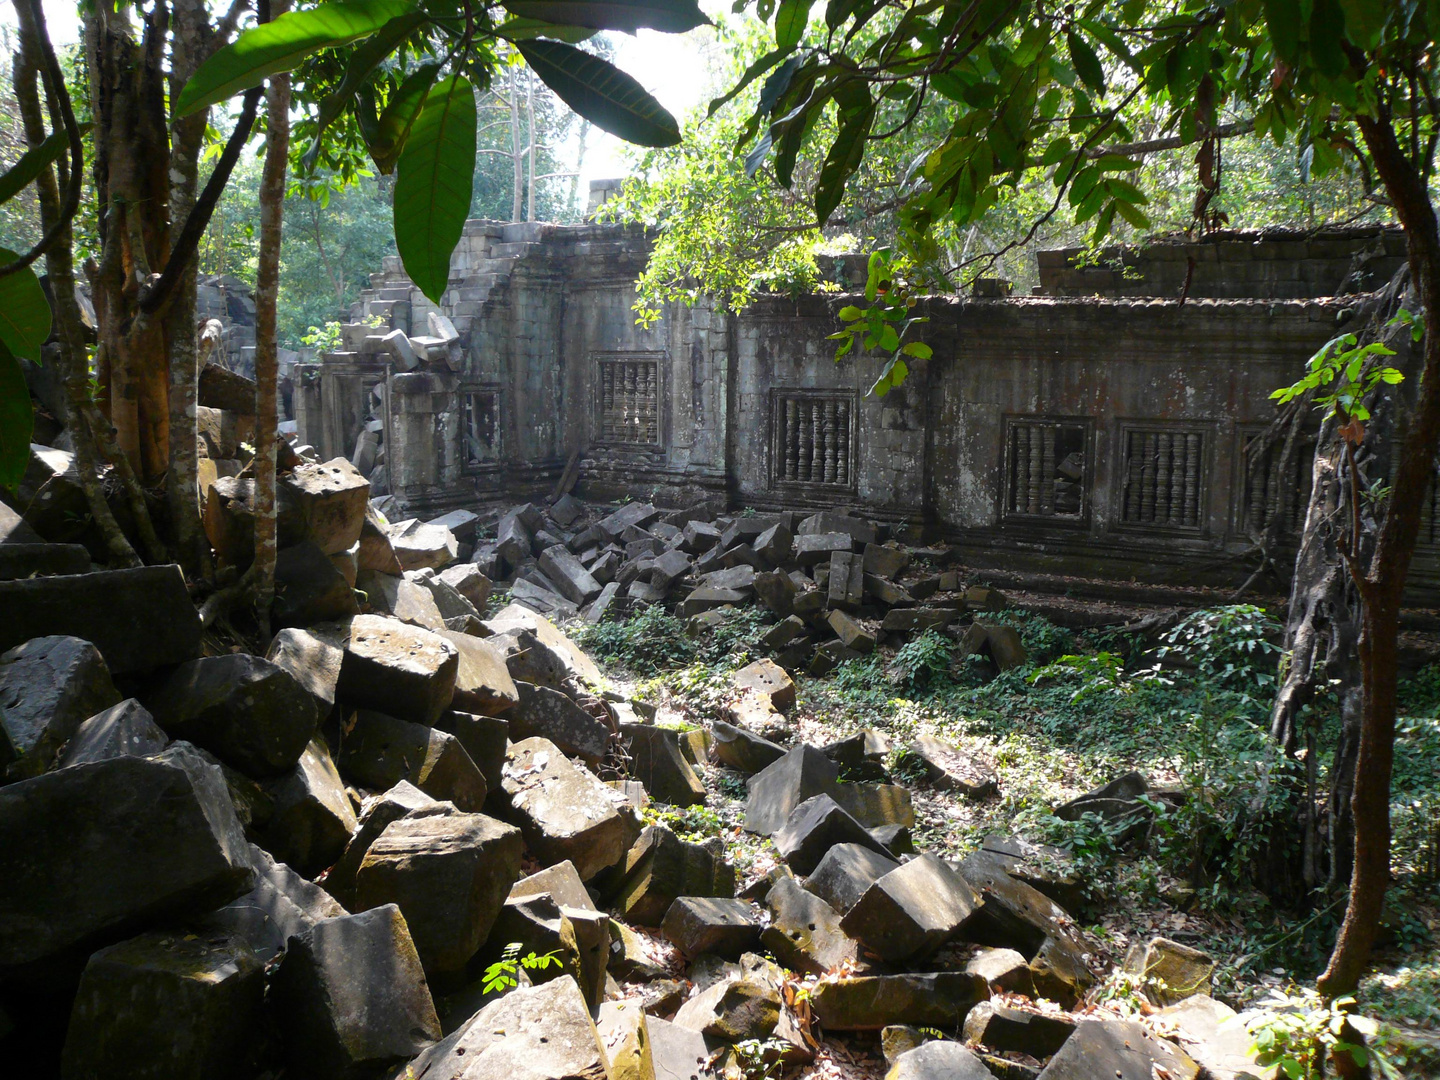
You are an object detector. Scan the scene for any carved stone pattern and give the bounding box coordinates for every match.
[461,391,499,465]
[1122,428,1203,527]
[776,395,851,486]
[1240,432,1313,536]
[599,359,660,444]
[1006,420,1085,518]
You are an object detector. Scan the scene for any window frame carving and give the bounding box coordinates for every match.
[1115,420,1211,535]
[769,389,859,492]
[1000,414,1093,527]
[459,383,502,473]
[594,352,664,449]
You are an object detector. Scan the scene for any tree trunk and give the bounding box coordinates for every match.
[511,68,524,223]
[526,70,536,222]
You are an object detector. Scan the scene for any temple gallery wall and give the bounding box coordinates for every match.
[293,219,1439,592]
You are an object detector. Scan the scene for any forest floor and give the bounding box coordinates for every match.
[568,601,1440,1078]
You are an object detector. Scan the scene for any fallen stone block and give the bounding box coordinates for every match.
[964,947,1035,996]
[0,565,202,674]
[0,635,120,780]
[599,502,661,540]
[833,782,916,829]
[358,569,447,631]
[266,627,344,713]
[662,896,760,959]
[908,736,998,799]
[752,569,798,618]
[798,512,878,546]
[840,852,981,962]
[1153,995,1261,1080]
[865,575,915,608]
[359,507,405,574]
[509,681,610,766]
[325,781,437,908]
[355,805,523,980]
[0,743,253,978]
[501,736,632,880]
[427,509,478,545]
[649,1017,714,1080]
[681,520,722,553]
[679,586,747,617]
[408,568,483,625]
[540,544,604,605]
[804,842,900,915]
[753,523,793,565]
[613,823,735,926]
[623,723,706,806]
[432,632,517,717]
[509,859,596,911]
[339,710,487,811]
[827,610,876,653]
[700,563,757,594]
[484,603,604,686]
[0,540,89,581]
[281,457,370,555]
[881,606,959,634]
[61,929,266,1080]
[274,540,360,627]
[963,1001,1075,1059]
[335,614,458,725]
[583,580,622,623]
[150,653,318,779]
[809,972,988,1031]
[391,522,460,572]
[761,875,857,975]
[960,622,1028,672]
[1122,937,1215,1006]
[871,823,915,856]
[979,835,1084,912]
[744,744,840,836]
[58,698,168,768]
[205,476,305,566]
[760,614,807,650]
[436,711,509,794]
[438,563,492,613]
[496,512,535,573]
[863,543,910,580]
[888,1041,993,1080]
[710,719,786,775]
[262,737,359,876]
[1034,1019,1198,1080]
[732,657,796,712]
[673,966,780,1041]
[828,550,865,609]
[1,445,88,543]
[964,586,1007,610]
[198,844,347,964]
[775,793,892,875]
[272,904,441,1079]
[596,998,654,1080]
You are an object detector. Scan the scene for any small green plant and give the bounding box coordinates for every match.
[826,248,933,397]
[730,1037,792,1080]
[1155,605,1281,704]
[890,630,954,691]
[1245,989,1395,1079]
[1030,651,1138,704]
[480,942,563,995]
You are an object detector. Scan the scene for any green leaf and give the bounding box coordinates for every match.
[1066,31,1105,94]
[774,0,812,50]
[174,0,416,118]
[1310,0,1348,77]
[303,10,428,173]
[518,40,679,147]
[0,124,90,205]
[0,338,31,488]
[1337,0,1388,48]
[707,48,786,118]
[370,61,439,174]
[878,324,899,351]
[0,250,52,363]
[1263,0,1302,63]
[900,341,932,359]
[813,100,872,225]
[494,17,598,41]
[837,305,863,321]
[1113,198,1149,229]
[502,0,709,33]
[393,75,476,303]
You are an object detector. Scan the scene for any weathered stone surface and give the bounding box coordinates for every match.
[964,947,1035,995]
[510,681,610,766]
[886,1041,993,1080]
[864,575,915,608]
[509,859,596,911]
[401,976,606,1080]
[744,744,839,836]
[274,540,360,626]
[485,895,612,1007]
[809,972,989,1031]
[960,623,1028,672]
[662,896,760,959]
[623,723,706,806]
[710,719,786,775]
[681,520,722,554]
[963,1001,1076,1058]
[0,541,89,581]
[495,512,535,573]
[199,844,347,964]
[774,793,891,875]
[881,1027,932,1066]
[833,783,915,829]
[391,522,460,572]
[649,1017,714,1080]
[150,654,318,779]
[1035,1020,1198,1080]
[355,806,523,979]
[199,363,256,412]
[753,523,792,565]
[840,853,981,962]
[678,587,747,617]
[263,738,359,876]
[272,904,441,1080]
[436,711,509,794]
[793,532,853,566]
[58,698,168,768]
[979,836,1084,913]
[438,563,493,611]
[281,457,370,555]
[1153,995,1261,1080]
[0,743,253,976]
[339,710,487,811]
[501,736,631,880]
[726,691,787,739]
[1054,770,1150,824]
[827,610,875,653]
[484,603,604,687]
[60,929,266,1080]
[206,477,305,566]
[0,635,120,779]
[733,658,796,712]
[359,569,447,631]
[359,508,404,574]
[761,876,857,975]
[828,551,865,610]
[674,971,780,1041]
[753,569,798,618]
[597,998,655,1080]
[599,502,661,539]
[336,614,459,724]
[408,568,483,625]
[799,512,878,546]
[908,736,997,799]
[541,545,604,605]
[1122,937,1215,1005]
[325,780,437,908]
[805,842,899,915]
[613,824,735,926]
[266,627,344,712]
[863,543,910,580]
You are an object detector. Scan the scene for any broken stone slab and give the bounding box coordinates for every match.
[775,793,892,875]
[550,493,585,528]
[809,640,861,677]
[732,658,797,713]
[408,568,483,624]
[865,575,915,608]
[871,823,914,856]
[198,843,347,964]
[596,998,654,1080]
[399,975,606,1080]
[58,698,168,768]
[760,614,807,651]
[612,823,736,926]
[960,622,1028,672]
[964,586,1007,610]
[438,562,492,611]
[840,852,981,962]
[150,653,319,779]
[1153,995,1260,1080]
[700,563,757,594]
[881,606,960,635]
[761,875,858,975]
[1053,769,1152,836]
[339,710,488,811]
[262,737,359,877]
[496,512,535,573]
[751,569,797,620]
[1122,937,1216,1005]
[272,904,441,1080]
[808,972,989,1031]
[359,508,405,575]
[0,450,87,543]
[391,522,460,572]
[964,947,1035,996]
[274,540,360,627]
[623,723,706,807]
[205,477,305,566]
[265,627,345,713]
[821,729,890,778]
[0,635,120,780]
[827,610,876,654]
[0,742,253,978]
[649,1016,714,1080]
[908,736,998,799]
[887,1041,994,1080]
[509,859,596,911]
[281,457,370,556]
[805,842,900,915]
[539,544,604,605]
[500,736,632,880]
[60,929,266,1080]
[752,524,793,566]
[678,586,748,618]
[709,719,786,775]
[0,541,89,581]
[508,681,610,766]
[798,512,878,546]
[673,968,781,1042]
[726,690,788,739]
[484,603,604,686]
[828,551,865,609]
[583,580,622,624]
[354,805,523,980]
[1033,1020,1198,1080]
[863,543,911,580]
[436,711,509,794]
[963,1001,1076,1059]
[598,502,661,540]
[681,520,722,554]
[744,744,840,836]
[0,565,202,674]
[335,614,459,725]
[435,630,519,715]
[359,569,447,631]
[427,509,478,545]
[325,781,438,909]
[662,896,761,959]
[649,548,693,591]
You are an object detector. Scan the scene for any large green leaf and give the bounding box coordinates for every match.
[707,48,786,118]
[814,101,873,225]
[174,0,416,118]
[518,40,679,147]
[393,75,476,303]
[494,17,597,41]
[370,61,440,174]
[1066,31,1104,95]
[0,124,90,205]
[1309,0,1348,77]
[502,0,708,33]
[774,0,812,51]
[0,338,32,487]
[0,249,52,363]
[1262,0,1301,63]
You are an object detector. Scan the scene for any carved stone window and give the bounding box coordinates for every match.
[597,356,660,445]
[1004,418,1089,521]
[1236,428,1314,536]
[773,392,855,488]
[1119,424,1207,531]
[461,387,500,468]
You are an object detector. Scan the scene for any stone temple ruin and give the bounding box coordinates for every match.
[294,213,1416,593]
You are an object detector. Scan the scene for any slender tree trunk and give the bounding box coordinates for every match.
[511,68,523,222]
[526,70,536,222]
[569,119,590,218]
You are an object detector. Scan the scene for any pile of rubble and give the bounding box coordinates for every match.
[0,462,1261,1079]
